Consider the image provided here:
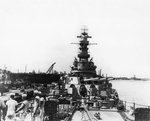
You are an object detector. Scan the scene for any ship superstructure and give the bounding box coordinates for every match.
[71,29,97,77]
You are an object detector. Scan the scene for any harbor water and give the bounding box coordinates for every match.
[111,80,150,106]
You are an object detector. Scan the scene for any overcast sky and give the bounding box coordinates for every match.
[0,0,150,78]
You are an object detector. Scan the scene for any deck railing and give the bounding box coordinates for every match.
[122,100,150,111]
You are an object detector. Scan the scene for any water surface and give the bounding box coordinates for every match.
[111,80,150,106]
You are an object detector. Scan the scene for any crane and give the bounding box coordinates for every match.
[46,62,56,74]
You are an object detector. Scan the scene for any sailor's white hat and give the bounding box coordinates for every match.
[22,94,27,97]
[35,96,40,99]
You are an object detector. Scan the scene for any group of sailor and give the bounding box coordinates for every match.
[68,81,119,104]
[0,79,119,121]
[0,90,46,121]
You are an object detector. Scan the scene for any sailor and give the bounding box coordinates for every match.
[89,83,98,97]
[117,100,125,111]
[98,84,102,96]
[101,81,107,90]
[79,84,87,97]
[70,84,80,101]
[111,89,119,105]
[49,83,56,96]
[40,84,48,99]
[0,97,6,121]
[129,106,134,115]
[0,83,5,96]
[15,94,30,120]
[79,76,84,84]
[39,97,45,121]
[32,96,40,121]
[5,94,18,121]
[94,112,101,120]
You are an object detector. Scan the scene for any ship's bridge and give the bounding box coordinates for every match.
[71,29,97,77]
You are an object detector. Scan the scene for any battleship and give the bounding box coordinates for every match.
[0,29,150,121]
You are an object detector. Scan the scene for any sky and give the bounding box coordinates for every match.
[0,0,150,78]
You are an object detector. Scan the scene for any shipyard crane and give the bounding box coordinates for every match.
[46,62,56,74]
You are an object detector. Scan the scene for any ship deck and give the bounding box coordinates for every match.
[71,109,125,121]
